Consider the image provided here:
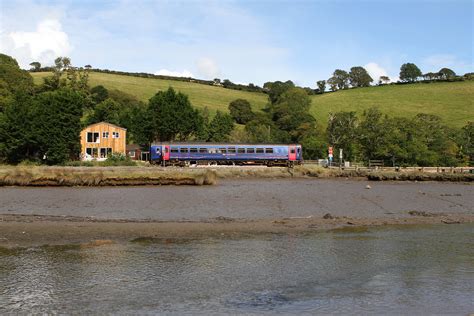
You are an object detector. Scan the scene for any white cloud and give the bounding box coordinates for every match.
[155,69,194,78]
[4,19,71,68]
[364,62,390,83]
[196,57,220,79]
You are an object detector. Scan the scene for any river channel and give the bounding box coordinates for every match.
[1,224,473,314]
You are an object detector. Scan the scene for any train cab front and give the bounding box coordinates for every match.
[150,145,162,164]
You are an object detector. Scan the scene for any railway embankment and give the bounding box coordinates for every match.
[0,165,472,187]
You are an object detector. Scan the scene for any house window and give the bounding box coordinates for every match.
[102,132,109,138]
[86,148,98,158]
[87,132,99,143]
[128,150,136,157]
[100,148,112,158]
[112,132,120,138]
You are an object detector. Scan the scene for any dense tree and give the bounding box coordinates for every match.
[349,66,373,87]
[86,98,121,125]
[399,63,422,82]
[245,112,282,143]
[316,80,326,93]
[29,62,41,72]
[34,89,84,164]
[438,68,456,80]
[228,98,254,124]
[327,77,338,91]
[146,87,202,142]
[0,93,38,163]
[378,76,390,84]
[461,122,473,164]
[0,54,34,96]
[329,69,350,90]
[263,80,295,104]
[357,107,389,161]
[207,111,234,141]
[90,85,109,104]
[269,87,316,141]
[326,111,358,160]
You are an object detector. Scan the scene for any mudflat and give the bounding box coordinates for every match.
[0,179,472,247]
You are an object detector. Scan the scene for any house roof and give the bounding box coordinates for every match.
[83,121,127,131]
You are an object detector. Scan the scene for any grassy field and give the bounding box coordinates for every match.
[310,81,474,128]
[31,72,269,114]
[32,72,474,127]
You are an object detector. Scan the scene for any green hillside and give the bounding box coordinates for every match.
[32,72,474,127]
[31,72,269,113]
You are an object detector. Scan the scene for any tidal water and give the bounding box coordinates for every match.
[1,224,473,315]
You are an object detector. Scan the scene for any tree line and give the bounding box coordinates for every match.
[1,53,472,166]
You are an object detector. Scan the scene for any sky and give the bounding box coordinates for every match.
[1,0,473,87]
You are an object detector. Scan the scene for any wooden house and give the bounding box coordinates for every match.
[80,122,126,160]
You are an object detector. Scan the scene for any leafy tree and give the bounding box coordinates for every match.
[378,76,390,84]
[399,63,422,82]
[0,54,34,96]
[438,68,456,80]
[29,62,41,72]
[228,98,254,124]
[327,77,338,91]
[263,80,295,104]
[349,66,373,87]
[422,72,438,81]
[90,85,109,104]
[326,111,358,160]
[269,87,316,141]
[86,98,121,125]
[146,87,202,142]
[329,69,350,90]
[461,122,473,164]
[0,93,38,163]
[245,112,282,143]
[357,107,388,161]
[316,80,326,93]
[34,89,84,164]
[207,111,234,141]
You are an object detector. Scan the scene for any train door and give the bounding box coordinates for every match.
[288,145,297,161]
[162,145,170,161]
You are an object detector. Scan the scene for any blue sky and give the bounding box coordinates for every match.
[1,0,472,86]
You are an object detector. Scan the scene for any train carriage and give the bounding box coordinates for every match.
[150,143,303,166]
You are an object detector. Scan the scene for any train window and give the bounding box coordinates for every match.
[228,147,236,153]
[190,148,198,153]
[290,148,296,154]
[208,148,217,154]
[256,148,264,154]
[171,147,178,153]
[180,148,188,153]
[265,148,273,154]
[219,148,227,153]
[199,148,207,153]
[247,148,255,154]
[238,148,245,153]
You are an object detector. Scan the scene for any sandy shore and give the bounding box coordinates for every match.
[1,213,473,248]
[1,178,472,248]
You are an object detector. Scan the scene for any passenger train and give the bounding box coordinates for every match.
[150,143,303,166]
